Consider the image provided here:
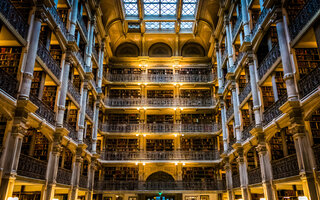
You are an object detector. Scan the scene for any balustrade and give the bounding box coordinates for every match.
[298,66,320,98]
[271,154,299,180]
[83,137,92,151]
[241,122,254,141]
[146,98,175,107]
[17,154,47,180]
[0,0,29,39]
[248,167,262,185]
[86,105,94,119]
[180,124,220,133]
[94,181,225,191]
[239,83,251,104]
[0,68,18,98]
[37,41,61,79]
[29,94,56,125]
[226,105,234,120]
[232,14,242,39]
[251,8,269,40]
[145,123,175,133]
[233,52,245,71]
[68,81,81,104]
[232,174,240,188]
[77,14,88,37]
[289,0,320,41]
[262,95,287,126]
[48,7,67,38]
[63,121,78,141]
[101,123,141,133]
[147,74,175,82]
[56,167,72,185]
[105,98,142,107]
[257,45,280,79]
[79,175,88,188]
[75,51,86,69]
[222,49,228,64]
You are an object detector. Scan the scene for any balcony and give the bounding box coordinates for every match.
[48,7,67,39]
[222,49,228,65]
[68,81,81,104]
[102,150,220,161]
[298,66,320,99]
[232,14,242,40]
[63,121,78,142]
[29,94,56,125]
[251,8,269,40]
[100,123,221,134]
[233,52,245,72]
[75,51,86,70]
[289,0,320,42]
[37,42,61,79]
[77,14,88,38]
[226,105,234,120]
[271,154,299,180]
[79,175,88,188]
[257,45,280,80]
[104,98,215,108]
[86,105,94,120]
[241,122,254,141]
[56,167,72,185]
[248,167,262,185]
[0,67,18,98]
[0,0,29,40]
[92,44,99,62]
[262,95,287,126]
[232,174,240,188]
[17,154,47,180]
[94,180,225,191]
[239,83,251,104]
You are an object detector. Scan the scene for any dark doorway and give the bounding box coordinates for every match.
[146,171,175,182]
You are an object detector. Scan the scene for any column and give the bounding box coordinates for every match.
[176,163,183,181]
[240,0,250,40]
[78,82,88,142]
[91,100,100,154]
[43,133,63,200]
[57,53,71,127]
[85,18,95,71]
[86,159,96,200]
[215,42,224,90]
[256,141,277,200]
[274,8,298,101]
[225,16,234,69]
[69,0,78,36]
[231,82,241,142]
[237,148,251,200]
[271,73,279,102]
[69,148,82,200]
[224,160,234,200]
[97,41,105,91]
[220,100,228,153]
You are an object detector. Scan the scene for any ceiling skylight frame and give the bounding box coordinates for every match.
[145,21,176,32]
[123,0,139,18]
[181,0,198,19]
[143,0,178,19]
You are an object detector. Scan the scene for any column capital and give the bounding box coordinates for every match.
[271,5,283,24]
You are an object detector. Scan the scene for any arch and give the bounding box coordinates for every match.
[148,43,172,57]
[146,171,175,182]
[181,42,205,57]
[115,42,140,57]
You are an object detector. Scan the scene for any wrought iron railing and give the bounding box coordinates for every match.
[68,81,81,104]
[101,124,141,133]
[233,52,245,70]
[48,7,67,38]
[180,124,221,133]
[77,14,88,37]
[262,95,287,126]
[86,105,94,119]
[313,145,320,170]
[298,66,320,99]
[79,175,88,188]
[232,14,242,39]
[56,167,72,185]
[222,48,228,63]
[251,8,269,40]
[0,0,29,39]
[248,167,262,185]
[102,150,220,161]
[239,82,251,104]
[92,44,99,61]
[29,94,56,125]
[226,105,234,120]
[94,181,225,191]
[17,154,47,180]
[105,98,142,107]
[63,121,78,141]
[257,45,280,79]
[232,174,240,188]
[83,137,92,151]
[271,154,299,180]
[37,41,61,79]
[145,123,175,133]
[289,0,320,41]
[146,98,175,107]
[75,51,86,68]
[0,68,18,98]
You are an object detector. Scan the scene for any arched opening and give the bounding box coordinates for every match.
[115,43,140,57]
[146,171,175,182]
[148,43,172,57]
[181,43,205,57]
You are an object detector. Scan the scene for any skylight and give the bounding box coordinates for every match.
[122,0,198,33]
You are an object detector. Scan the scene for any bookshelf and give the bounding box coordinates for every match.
[31,71,43,96]
[180,89,211,98]
[181,136,217,151]
[182,167,217,181]
[110,68,142,74]
[57,8,69,27]
[270,132,284,160]
[49,45,63,65]
[146,139,174,151]
[238,75,247,92]
[21,129,35,155]
[148,69,173,74]
[247,148,259,170]
[287,0,307,22]
[63,148,73,170]
[241,109,251,128]
[82,160,89,176]
[277,189,303,200]
[108,114,140,124]
[105,139,138,152]
[0,115,6,151]
[42,86,57,110]
[181,114,214,124]
[104,167,138,181]
[147,115,174,123]
[147,90,174,98]
[0,47,22,77]
[275,71,287,98]
[310,108,320,144]
[73,75,81,92]
[178,68,210,75]
[33,131,49,161]
[295,48,320,78]
[261,86,274,109]
[68,109,78,128]
[110,89,141,98]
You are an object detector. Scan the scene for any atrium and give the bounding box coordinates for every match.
[0,0,319,200]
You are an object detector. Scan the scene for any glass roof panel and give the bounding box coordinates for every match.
[181,0,197,17]
[161,22,175,29]
[123,0,139,16]
[145,21,160,30]
[144,3,160,16]
[180,21,193,30]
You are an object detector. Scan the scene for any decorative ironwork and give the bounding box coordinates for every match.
[0,68,18,98]
[29,94,56,125]
[145,123,175,133]
[179,98,215,107]
[233,52,245,71]
[262,95,287,126]
[123,0,139,17]
[94,180,225,191]
[251,8,269,39]
[147,74,175,82]
[68,81,81,104]
[239,83,251,104]
[241,122,254,141]
[298,66,320,98]
[79,175,88,188]
[181,0,197,17]
[175,74,213,82]
[56,167,72,185]
[146,98,175,107]
[86,105,94,119]
[48,7,67,38]
[222,48,228,63]
[232,14,242,39]
[83,137,92,152]
[105,98,142,107]
[226,105,234,120]
[0,0,29,39]
[77,14,88,37]
[232,174,240,188]
[102,124,141,133]
[289,0,320,41]
[272,154,299,180]
[180,124,220,133]
[64,121,78,141]
[257,45,280,79]
[248,167,262,185]
[75,51,86,69]
[37,41,61,79]
[17,154,47,180]
[92,44,99,61]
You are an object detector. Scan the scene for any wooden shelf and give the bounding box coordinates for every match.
[181,136,217,151]
[105,139,138,152]
[104,167,138,181]
[146,139,174,151]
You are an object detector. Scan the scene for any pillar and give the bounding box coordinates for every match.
[97,41,105,91]
[85,18,96,71]
[78,82,88,142]
[271,73,279,102]
[69,0,78,36]
[240,0,250,39]
[237,148,251,200]
[91,100,100,153]
[69,148,82,200]
[225,16,234,69]
[220,100,228,152]
[224,161,234,200]
[231,82,241,142]
[216,42,224,89]
[86,159,96,200]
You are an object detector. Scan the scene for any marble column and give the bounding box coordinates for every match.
[85,18,95,71]
[224,161,234,200]
[86,159,96,200]
[97,41,105,91]
[225,16,234,69]
[91,100,100,153]
[237,148,251,200]
[231,82,241,142]
[216,42,224,89]
[240,0,250,39]
[69,0,78,36]
[220,100,228,152]
[69,148,82,200]
[78,82,88,142]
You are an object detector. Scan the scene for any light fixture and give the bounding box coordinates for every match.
[174,134,177,137]
[298,197,308,200]
[143,134,146,137]
[180,107,183,111]
[138,83,141,85]
[136,134,139,137]
[173,83,177,86]
[182,162,185,166]
[143,107,147,110]
[182,134,184,136]
[135,162,139,165]
[143,162,146,165]
[144,83,148,85]
[137,107,140,110]
[259,198,266,200]
[8,198,19,200]
[53,199,59,200]
[173,107,177,111]
[175,162,178,165]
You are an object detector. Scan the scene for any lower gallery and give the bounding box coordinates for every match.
[0,0,319,199]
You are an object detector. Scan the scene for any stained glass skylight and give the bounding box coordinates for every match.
[122,0,198,33]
